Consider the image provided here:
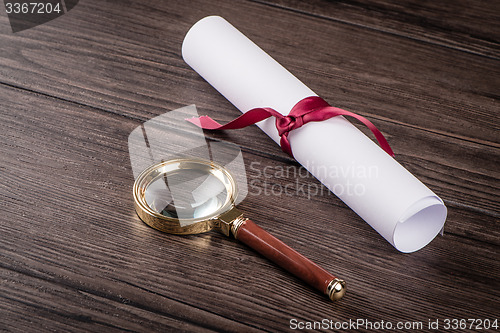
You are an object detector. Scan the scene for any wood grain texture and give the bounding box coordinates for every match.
[0,0,498,217]
[0,0,499,331]
[252,0,500,58]
[0,0,498,145]
[1,83,498,331]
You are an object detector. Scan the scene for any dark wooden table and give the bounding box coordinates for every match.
[1,1,499,332]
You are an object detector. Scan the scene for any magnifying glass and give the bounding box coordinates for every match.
[133,158,346,301]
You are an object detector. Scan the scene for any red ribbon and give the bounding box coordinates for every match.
[186,96,394,158]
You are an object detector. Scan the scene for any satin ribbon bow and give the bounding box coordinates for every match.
[186,96,394,158]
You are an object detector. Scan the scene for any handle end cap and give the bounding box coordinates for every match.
[327,278,346,301]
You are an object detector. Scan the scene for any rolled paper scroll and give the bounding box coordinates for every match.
[182,16,447,252]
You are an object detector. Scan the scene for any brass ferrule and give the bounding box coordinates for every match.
[215,207,247,237]
[230,217,246,239]
[326,278,346,301]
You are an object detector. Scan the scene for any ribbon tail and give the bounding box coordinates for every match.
[279,134,293,157]
[362,121,394,157]
[185,115,224,129]
[319,107,395,157]
[186,107,279,130]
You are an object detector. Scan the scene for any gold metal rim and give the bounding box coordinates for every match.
[133,158,238,235]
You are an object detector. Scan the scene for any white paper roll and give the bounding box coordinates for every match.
[182,16,447,252]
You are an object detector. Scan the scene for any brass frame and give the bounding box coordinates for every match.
[133,158,243,235]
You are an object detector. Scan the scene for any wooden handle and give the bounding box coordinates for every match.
[233,219,345,301]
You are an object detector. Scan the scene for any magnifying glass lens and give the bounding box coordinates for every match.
[144,167,230,221]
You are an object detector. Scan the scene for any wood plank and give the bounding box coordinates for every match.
[1,84,498,331]
[0,0,498,148]
[252,0,500,58]
[0,269,233,333]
